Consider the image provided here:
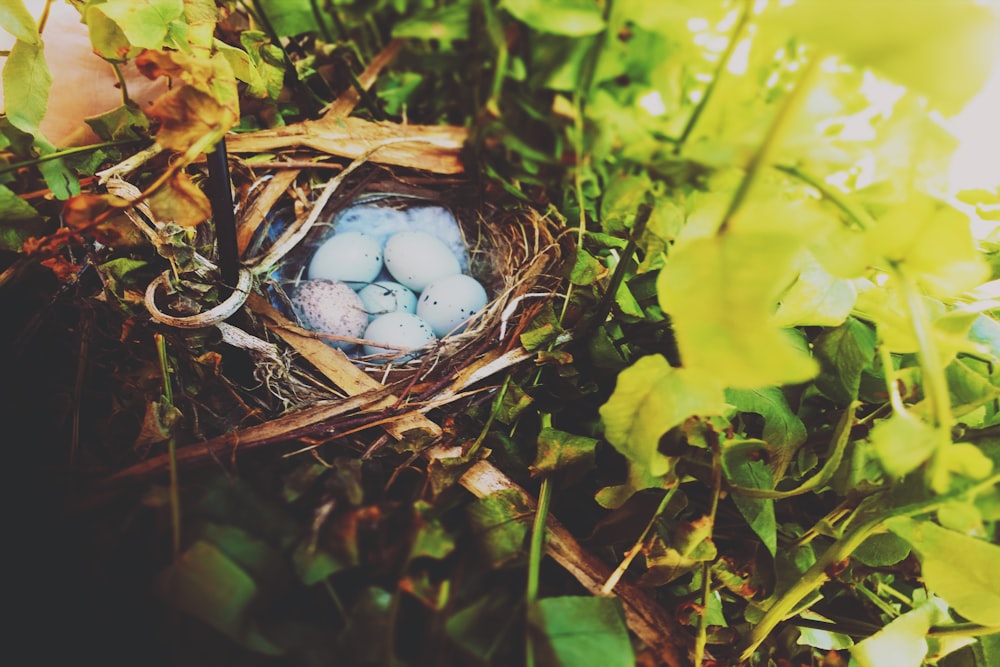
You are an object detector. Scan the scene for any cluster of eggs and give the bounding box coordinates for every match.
[290,204,489,362]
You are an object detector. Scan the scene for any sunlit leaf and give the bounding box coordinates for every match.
[886,517,1000,626]
[867,196,989,298]
[86,0,185,53]
[529,597,634,667]
[765,0,1000,115]
[657,234,818,388]
[870,410,940,478]
[0,0,40,44]
[2,39,50,134]
[851,597,949,667]
[600,355,726,477]
[772,252,858,328]
[502,0,605,37]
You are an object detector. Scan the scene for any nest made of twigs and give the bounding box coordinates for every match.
[237,161,568,405]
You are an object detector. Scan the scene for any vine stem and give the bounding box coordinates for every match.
[674,0,754,152]
[738,472,1000,660]
[719,54,821,234]
[155,334,182,558]
[526,465,553,667]
[601,485,678,595]
[894,265,952,437]
[694,436,723,666]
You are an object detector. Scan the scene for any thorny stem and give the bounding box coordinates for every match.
[674,0,754,152]
[739,472,1000,660]
[719,55,821,234]
[156,334,182,558]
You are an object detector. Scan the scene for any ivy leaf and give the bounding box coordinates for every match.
[0,184,44,251]
[657,234,818,388]
[813,317,877,404]
[528,597,634,667]
[466,489,531,568]
[870,411,940,479]
[85,103,151,142]
[868,196,989,298]
[2,39,51,134]
[885,517,1000,627]
[725,387,807,469]
[531,427,597,477]
[772,251,858,328]
[502,0,605,37]
[721,442,777,555]
[0,0,39,44]
[850,597,949,667]
[85,0,186,56]
[599,355,726,477]
[766,0,1000,115]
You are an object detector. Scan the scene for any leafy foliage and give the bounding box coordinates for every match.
[4,0,1000,666]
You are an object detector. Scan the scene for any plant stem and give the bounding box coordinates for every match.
[877,342,906,413]
[775,163,875,231]
[739,472,1000,660]
[894,266,952,436]
[526,468,553,667]
[720,55,821,234]
[694,437,723,666]
[674,0,754,152]
[601,485,678,594]
[0,139,146,176]
[156,334,182,558]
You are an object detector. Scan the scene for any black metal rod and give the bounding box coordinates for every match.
[206,140,239,292]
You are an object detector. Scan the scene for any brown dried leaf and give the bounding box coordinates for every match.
[146,85,236,152]
[147,171,212,227]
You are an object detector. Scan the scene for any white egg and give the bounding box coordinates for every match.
[291,280,368,350]
[308,232,383,288]
[384,231,461,292]
[405,206,469,270]
[363,312,437,361]
[417,274,489,337]
[357,281,417,320]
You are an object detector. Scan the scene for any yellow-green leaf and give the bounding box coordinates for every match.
[0,0,40,44]
[599,355,726,476]
[850,598,949,667]
[870,411,940,478]
[2,39,50,134]
[885,517,1000,626]
[772,252,858,328]
[657,234,818,388]
[765,0,1000,115]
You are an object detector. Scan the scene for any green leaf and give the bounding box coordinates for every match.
[2,39,50,134]
[765,0,1000,115]
[393,2,471,42]
[155,540,283,655]
[85,103,151,142]
[599,355,726,477]
[446,589,519,662]
[850,597,949,667]
[852,531,911,567]
[870,411,940,478]
[502,0,605,36]
[466,489,532,568]
[868,197,989,298]
[87,0,185,51]
[886,517,1000,626]
[529,597,634,667]
[255,0,316,38]
[725,387,807,463]
[813,317,877,404]
[639,516,718,585]
[0,184,43,251]
[721,442,777,555]
[0,0,39,44]
[531,427,598,476]
[570,247,606,286]
[657,234,818,388]
[772,252,858,328]
[410,501,457,560]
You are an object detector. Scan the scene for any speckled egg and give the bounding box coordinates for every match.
[363,312,437,361]
[383,231,461,292]
[292,280,368,350]
[417,274,489,337]
[308,232,383,288]
[357,281,417,320]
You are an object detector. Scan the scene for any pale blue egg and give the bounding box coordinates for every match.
[417,274,488,337]
[308,232,383,288]
[362,312,437,362]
